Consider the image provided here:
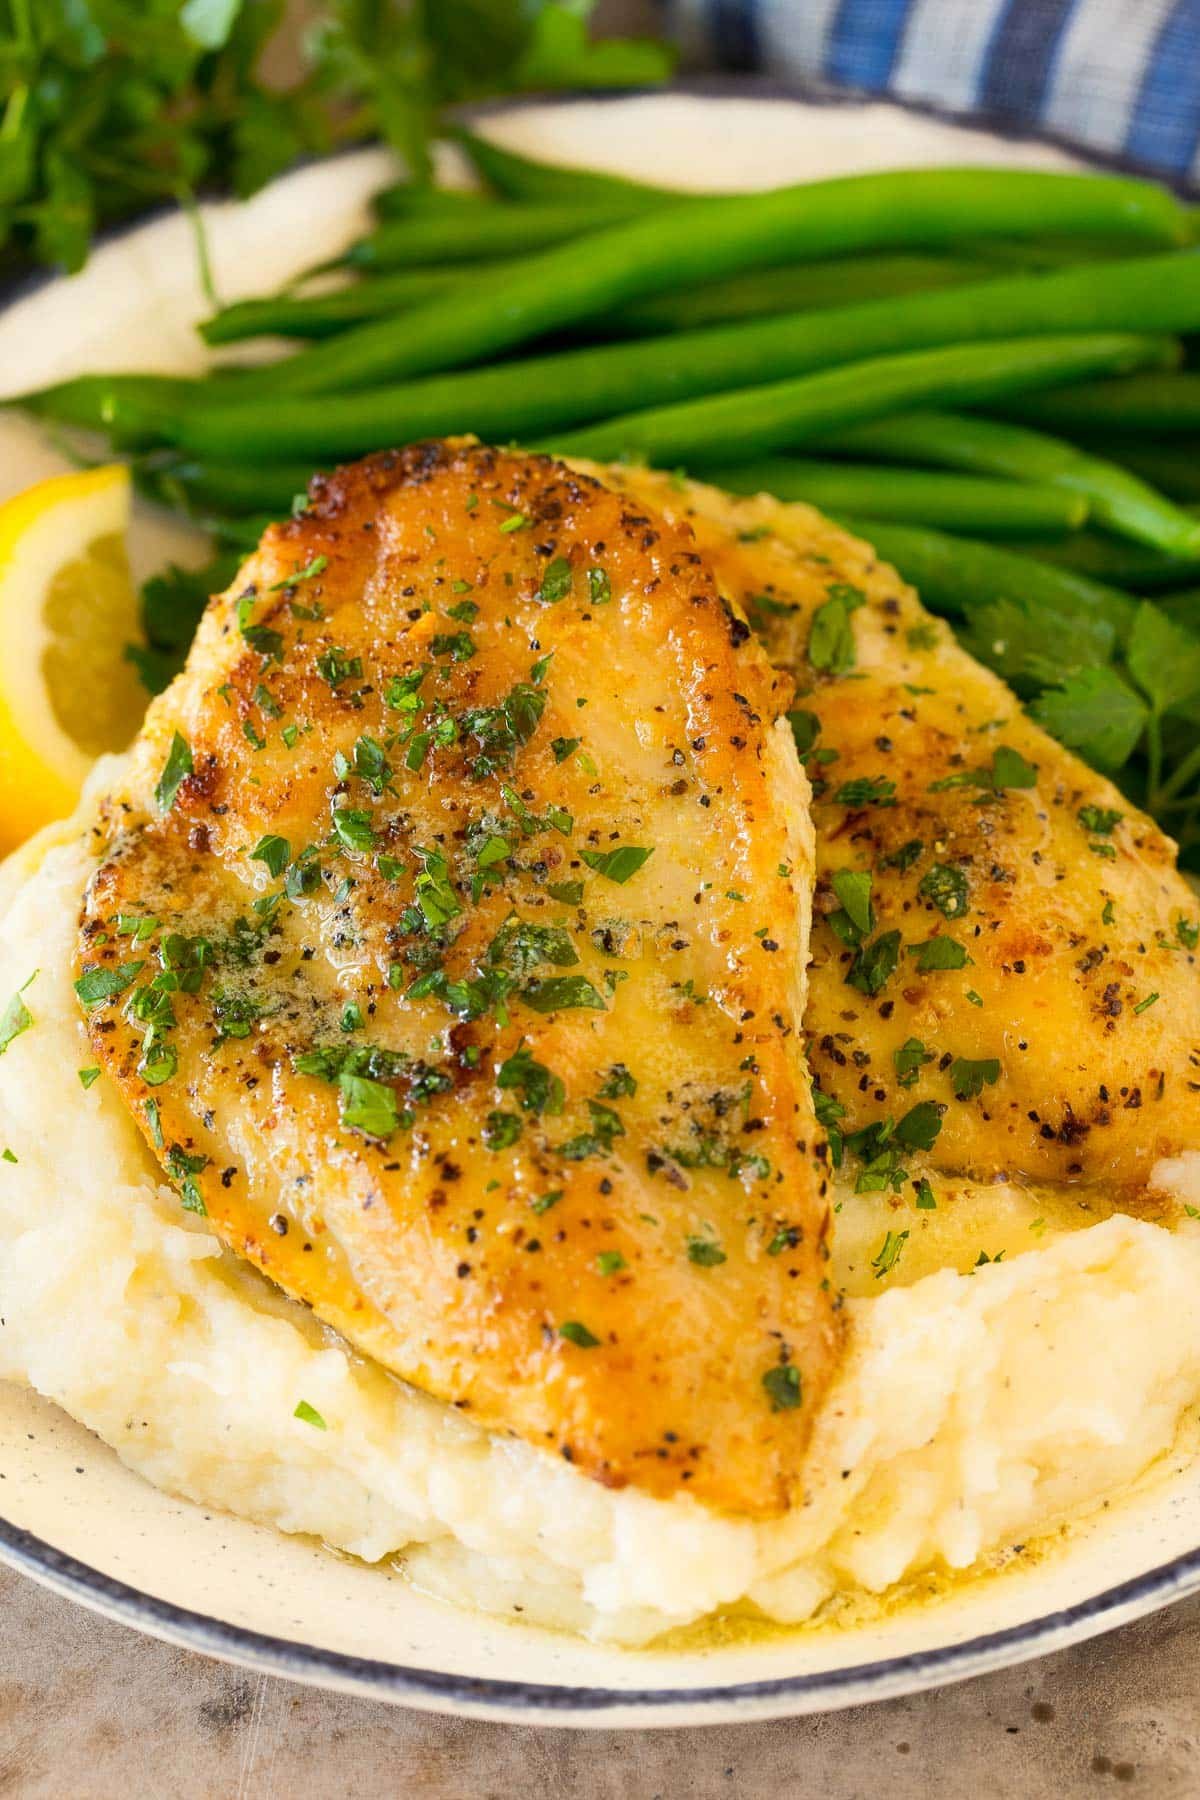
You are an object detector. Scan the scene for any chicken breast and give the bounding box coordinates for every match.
[75,442,838,1516]
[599,465,1200,1200]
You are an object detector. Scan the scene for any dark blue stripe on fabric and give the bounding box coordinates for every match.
[1126,0,1200,172]
[708,0,762,71]
[827,0,913,89]
[978,0,1078,120]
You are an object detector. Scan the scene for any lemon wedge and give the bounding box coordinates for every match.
[0,465,148,854]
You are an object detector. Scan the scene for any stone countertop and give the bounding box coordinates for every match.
[4,1563,1198,1796]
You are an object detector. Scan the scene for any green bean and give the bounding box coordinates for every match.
[372,182,495,218]
[816,409,1200,556]
[545,336,1176,477]
[698,458,1088,536]
[1018,532,1200,591]
[168,249,1200,458]
[189,168,1192,400]
[14,371,212,446]
[1070,440,1200,503]
[200,267,507,345]
[610,254,993,334]
[450,127,680,208]
[203,252,992,349]
[839,518,1135,637]
[343,201,641,271]
[145,458,324,517]
[995,370,1200,435]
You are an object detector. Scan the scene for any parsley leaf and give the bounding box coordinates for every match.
[580,845,654,884]
[0,972,37,1056]
[1031,668,1147,773]
[949,1056,1002,1100]
[154,731,193,812]
[845,930,901,996]
[762,1363,802,1411]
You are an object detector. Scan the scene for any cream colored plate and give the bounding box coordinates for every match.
[1,91,1196,1728]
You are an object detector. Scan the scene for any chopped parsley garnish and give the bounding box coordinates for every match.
[460,682,546,775]
[807,585,863,675]
[385,667,427,711]
[488,916,577,975]
[165,1144,207,1215]
[830,868,873,936]
[430,631,476,662]
[833,776,896,809]
[882,839,924,873]
[339,1073,402,1139]
[522,976,606,1014]
[559,1099,625,1160]
[949,1056,1002,1100]
[1177,917,1199,950]
[990,745,1038,790]
[908,936,968,972]
[249,834,290,878]
[918,863,969,919]
[1078,805,1122,836]
[915,1179,938,1210]
[587,567,611,605]
[347,734,392,793]
[496,1044,564,1116]
[145,1098,164,1149]
[893,1100,945,1151]
[154,731,193,812]
[331,806,376,854]
[483,1109,522,1149]
[596,1250,625,1277]
[686,1234,727,1268]
[547,880,584,905]
[1134,991,1160,1015]
[74,960,143,1008]
[871,1229,909,1279]
[270,553,326,590]
[580,844,653,884]
[552,736,581,763]
[559,1320,600,1348]
[894,1037,934,1087]
[597,1063,637,1099]
[293,1400,327,1429]
[236,595,284,662]
[77,1066,101,1089]
[0,972,36,1055]
[762,1363,802,1411]
[316,646,363,689]
[531,1190,563,1215]
[845,929,901,996]
[535,556,573,603]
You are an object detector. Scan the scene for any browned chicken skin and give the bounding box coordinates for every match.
[603,466,1200,1200]
[76,443,838,1517]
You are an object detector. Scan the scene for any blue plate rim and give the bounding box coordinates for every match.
[2,1505,1199,1722]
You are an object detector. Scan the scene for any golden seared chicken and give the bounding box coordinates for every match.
[600,465,1200,1201]
[76,443,838,1516]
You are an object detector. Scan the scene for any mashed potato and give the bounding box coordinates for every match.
[3,796,1200,1644]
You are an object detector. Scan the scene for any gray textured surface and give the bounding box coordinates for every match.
[3,1562,1199,1796]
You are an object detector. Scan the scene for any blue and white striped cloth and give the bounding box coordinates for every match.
[668,0,1200,186]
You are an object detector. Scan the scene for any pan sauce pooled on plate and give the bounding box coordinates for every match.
[1,443,1199,1644]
